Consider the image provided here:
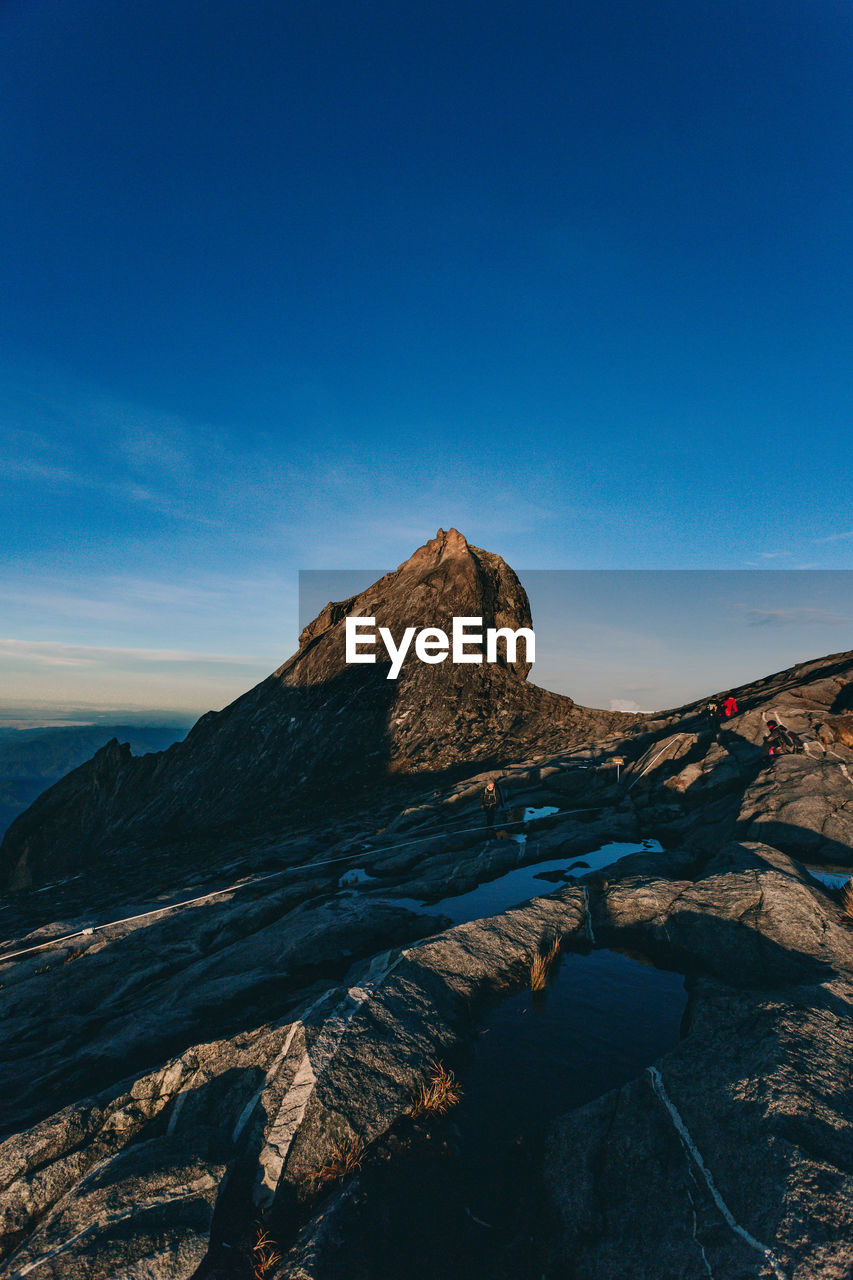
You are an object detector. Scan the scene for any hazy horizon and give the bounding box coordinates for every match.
[3,567,850,727]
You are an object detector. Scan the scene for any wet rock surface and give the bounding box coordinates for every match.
[0,541,852,1277]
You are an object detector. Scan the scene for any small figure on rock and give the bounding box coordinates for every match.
[481,778,505,831]
[706,698,722,739]
[723,694,739,719]
[763,720,805,758]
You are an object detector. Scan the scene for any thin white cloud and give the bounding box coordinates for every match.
[0,451,223,528]
[0,458,85,485]
[736,607,853,627]
[3,365,563,578]
[0,579,293,630]
[0,638,270,667]
[743,528,853,563]
[112,417,192,475]
[812,529,853,545]
[0,371,240,530]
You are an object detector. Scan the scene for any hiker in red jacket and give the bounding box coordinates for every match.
[723,694,738,719]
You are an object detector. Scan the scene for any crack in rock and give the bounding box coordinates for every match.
[647,1066,788,1280]
[686,1177,714,1279]
[253,946,416,1208]
[6,1173,219,1277]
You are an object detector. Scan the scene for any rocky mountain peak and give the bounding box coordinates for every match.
[296,528,532,680]
[297,527,477,651]
[0,532,631,891]
[396,526,485,582]
[402,523,468,561]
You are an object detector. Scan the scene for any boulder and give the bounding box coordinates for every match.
[544,974,853,1279]
[592,841,853,985]
[817,715,853,750]
[737,757,853,865]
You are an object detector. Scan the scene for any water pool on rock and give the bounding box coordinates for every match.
[326,948,688,1280]
[378,838,663,925]
[805,863,851,890]
[456,946,687,1147]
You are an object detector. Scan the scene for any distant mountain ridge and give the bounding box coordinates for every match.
[0,725,187,841]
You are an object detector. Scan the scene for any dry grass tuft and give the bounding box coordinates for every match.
[251,1228,282,1279]
[315,1135,365,1187]
[411,1061,462,1117]
[842,881,853,920]
[530,935,562,991]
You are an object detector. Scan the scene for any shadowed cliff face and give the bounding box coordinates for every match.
[0,529,634,890]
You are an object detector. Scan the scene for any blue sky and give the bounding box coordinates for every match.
[1,0,852,718]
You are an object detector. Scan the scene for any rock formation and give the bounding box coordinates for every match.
[0,532,852,1278]
[0,529,634,893]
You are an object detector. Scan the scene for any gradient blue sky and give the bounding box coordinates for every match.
[2,1,852,719]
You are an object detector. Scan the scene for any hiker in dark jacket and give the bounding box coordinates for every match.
[481,778,505,830]
[763,720,805,758]
[706,699,722,740]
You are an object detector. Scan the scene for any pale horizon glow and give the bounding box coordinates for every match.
[3,569,850,728]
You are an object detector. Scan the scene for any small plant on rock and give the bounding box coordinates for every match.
[315,1135,364,1187]
[251,1228,282,1279]
[530,934,562,991]
[411,1061,462,1116]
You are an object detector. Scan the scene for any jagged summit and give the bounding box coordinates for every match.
[0,531,631,890]
[294,527,534,679]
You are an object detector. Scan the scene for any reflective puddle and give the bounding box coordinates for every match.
[805,864,852,890]
[380,839,663,926]
[457,947,686,1147]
